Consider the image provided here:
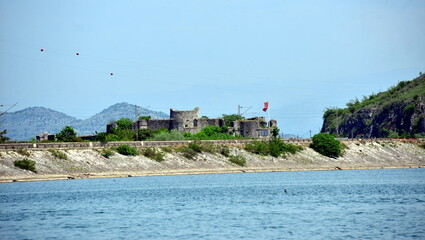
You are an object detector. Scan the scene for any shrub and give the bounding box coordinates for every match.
[160,146,173,153]
[245,138,302,157]
[116,129,136,141]
[141,148,165,162]
[188,142,203,153]
[116,145,138,156]
[48,149,68,160]
[137,129,154,140]
[101,148,114,158]
[149,130,186,141]
[94,132,108,142]
[228,155,246,167]
[200,143,218,154]
[14,158,37,172]
[105,134,120,142]
[186,126,238,140]
[218,145,230,157]
[176,146,198,159]
[245,141,270,156]
[17,149,31,157]
[138,116,151,120]
[310,133,342,158]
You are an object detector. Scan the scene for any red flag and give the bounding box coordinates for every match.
[263,102,269,112]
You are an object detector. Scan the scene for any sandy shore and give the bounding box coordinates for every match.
[1,141,424,183]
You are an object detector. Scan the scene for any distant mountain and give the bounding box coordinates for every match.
[74,102,169,135]
[0,102,169,141]
[321,75,425,138]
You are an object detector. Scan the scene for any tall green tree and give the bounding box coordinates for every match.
[56,126,81,142]
[0,129,10,143]
[115,118,132,130]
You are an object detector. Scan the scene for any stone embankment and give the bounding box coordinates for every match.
[0,139,424,183]
[1,138,423,150]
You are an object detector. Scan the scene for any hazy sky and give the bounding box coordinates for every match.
[1,0,424,136]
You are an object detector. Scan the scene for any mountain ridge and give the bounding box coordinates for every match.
[0,102,169,140]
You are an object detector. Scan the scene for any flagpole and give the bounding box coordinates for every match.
[268,105,270,127]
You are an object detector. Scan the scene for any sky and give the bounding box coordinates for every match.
[1,0,424,137]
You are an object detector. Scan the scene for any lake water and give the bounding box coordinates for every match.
[1,169,425,239]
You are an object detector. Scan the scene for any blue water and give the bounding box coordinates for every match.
[1,169,425,240]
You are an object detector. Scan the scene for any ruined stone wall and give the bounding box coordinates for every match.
[198,118,225,129]
[147,119,173,131]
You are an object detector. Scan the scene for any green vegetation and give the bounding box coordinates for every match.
[100,148,115,158]
[149,130,186,141]
[0,129,10,143]
[95,118,135,142]
[116,144,138,156]
[17,148,31,157]
[48,149,68,159]
[218,145,230,157]
[222,114,245,127]
[138,116,151,120]
[160,146,173,153]
[141,148,165,162]
[310,133,342,158]
[175,142,231,159]
[228,155,246,167]
[137,129,154,140]
[14,158,37,172]
[188,142,203,153]
[56,126,82,142]
[176,145,199,159]
[184,126,241,140]
[245,138,303,157]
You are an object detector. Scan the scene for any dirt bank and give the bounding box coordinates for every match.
[1,141,424,183]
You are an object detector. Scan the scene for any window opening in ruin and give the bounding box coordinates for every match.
[260,130,269,137]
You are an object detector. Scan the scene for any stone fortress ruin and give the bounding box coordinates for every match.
[125,107,277,138]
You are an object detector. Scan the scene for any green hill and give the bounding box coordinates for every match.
[321,74,425,138]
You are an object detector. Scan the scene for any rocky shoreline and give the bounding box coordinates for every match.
[1,141,424,183]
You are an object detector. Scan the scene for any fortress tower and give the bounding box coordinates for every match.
[169,107,200,132]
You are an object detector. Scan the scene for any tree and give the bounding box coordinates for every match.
[310,133,341,158]
[271,127,280,138]
[56,126,81,142]
[137,129,154,140]
[0,129,10,143]
[115,118,132,130]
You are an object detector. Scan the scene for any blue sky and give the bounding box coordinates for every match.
[1,0,424,136]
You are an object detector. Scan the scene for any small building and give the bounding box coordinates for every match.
[36,132,55,141]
